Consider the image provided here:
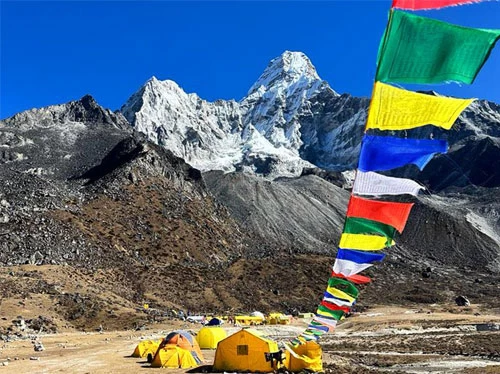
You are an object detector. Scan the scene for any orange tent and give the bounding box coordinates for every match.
[153,330,204,364]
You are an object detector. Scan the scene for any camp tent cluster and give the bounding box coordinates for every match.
[292,0,499,346]
[132,328,322,372]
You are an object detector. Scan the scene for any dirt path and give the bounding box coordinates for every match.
[0,330,209,374]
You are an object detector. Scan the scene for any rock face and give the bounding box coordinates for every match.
[0,95,131,179]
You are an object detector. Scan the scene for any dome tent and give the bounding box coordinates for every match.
[206,317,223,326]
[151,345,200,368]
[151,330,204,368]
[131,339,162,360]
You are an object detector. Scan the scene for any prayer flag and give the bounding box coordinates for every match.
[333,248,386,277]
[331,271,372,284]
[313,316,338,330]
[299,333,318,342]
[327,277,360,299]
[317,306,345,320]
[320,300,351,313]
[324,288,357,305]
[353,171,425,196]
[392,0,483,10]
[347,195,414,233]
[344,217,397,239]
[367,82,474,131]
[377,10,500,84]
[359,135,448,172]
[339,232,394,250]
[303,328,323,337]
[309,321,332,333]
[323,291,356,307]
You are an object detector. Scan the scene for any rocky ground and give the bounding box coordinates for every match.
[0,306,499,373]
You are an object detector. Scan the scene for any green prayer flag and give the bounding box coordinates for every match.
[377,10,500,84]
[327,277,359,298]
[344,217,396,241]
[304,328,324,336]
[317,306,345,321]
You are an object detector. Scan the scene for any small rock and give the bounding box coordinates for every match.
[455,295,470,307]
[29,356,40,361]
[33,341,45,352]
[1,361,8,366]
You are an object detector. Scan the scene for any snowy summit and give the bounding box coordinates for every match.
[121,51,345,177]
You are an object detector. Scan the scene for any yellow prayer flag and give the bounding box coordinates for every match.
[367,82,474,131]
[325,286,356,304]
[339,233,394,251]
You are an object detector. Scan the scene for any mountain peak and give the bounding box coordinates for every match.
[1,95,129,131]
[247,51,321,95]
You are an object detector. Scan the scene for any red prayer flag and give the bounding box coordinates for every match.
[347,196,414,233]
[392,0,482,10]
[320,300,351,313]
[331,272,372,285]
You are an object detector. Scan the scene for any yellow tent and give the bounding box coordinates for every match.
[234,315,264,326]
[284,341,323,372]
[267,313,290,325]
[213,329,283,372]
[196,327,227,349]
[297,312,314,318]
[151,344,200,368]
[131,339,162,359]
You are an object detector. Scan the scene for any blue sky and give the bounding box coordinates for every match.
[1,1,500,119]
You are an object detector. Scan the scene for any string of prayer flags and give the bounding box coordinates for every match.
[358,135,448,172]
[346,195,414,233]
[376,10,500,84]
[367,82,474,131]
[293,0,498,346]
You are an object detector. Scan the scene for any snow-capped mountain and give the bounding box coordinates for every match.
[241,51,333,151]
[122,51,500,180]
[121,51,367,177]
